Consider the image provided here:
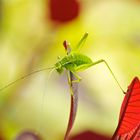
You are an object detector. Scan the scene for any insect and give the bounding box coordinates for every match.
[0,32,124,93]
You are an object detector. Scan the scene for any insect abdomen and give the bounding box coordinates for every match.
[61,53,93,68]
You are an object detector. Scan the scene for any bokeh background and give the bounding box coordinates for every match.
[0,0,140,140]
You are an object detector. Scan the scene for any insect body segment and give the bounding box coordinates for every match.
[55,52,93,74]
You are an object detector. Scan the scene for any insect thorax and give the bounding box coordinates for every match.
[56,53,93,72]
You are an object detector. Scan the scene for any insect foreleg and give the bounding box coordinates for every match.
[90,59,125,93]
[67,71,71,85]
[70,71,82,83]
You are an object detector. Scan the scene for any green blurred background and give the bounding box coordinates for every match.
[0,0,140,140]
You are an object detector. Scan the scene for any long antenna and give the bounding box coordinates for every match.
[0,67,54,92]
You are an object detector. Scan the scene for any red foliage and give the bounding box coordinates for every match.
[49,0,80,23]
[112,77,140,140]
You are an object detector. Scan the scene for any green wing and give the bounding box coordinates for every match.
[73,32,88,52]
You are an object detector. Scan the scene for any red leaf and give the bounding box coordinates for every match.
[112,77,140,140]
[64,72,79,140]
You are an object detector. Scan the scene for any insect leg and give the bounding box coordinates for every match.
[70,71,82,83]
[74,32,88,51]
[66,70,81,96]
[67,70,72,85]
[90,59,125,93]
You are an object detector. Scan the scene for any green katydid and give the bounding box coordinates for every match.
[0,32,124,93]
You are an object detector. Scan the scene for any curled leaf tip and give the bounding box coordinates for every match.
[131,76,139,84]
[63,40,70,50]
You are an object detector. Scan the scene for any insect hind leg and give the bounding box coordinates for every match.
[90,59,125,93]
